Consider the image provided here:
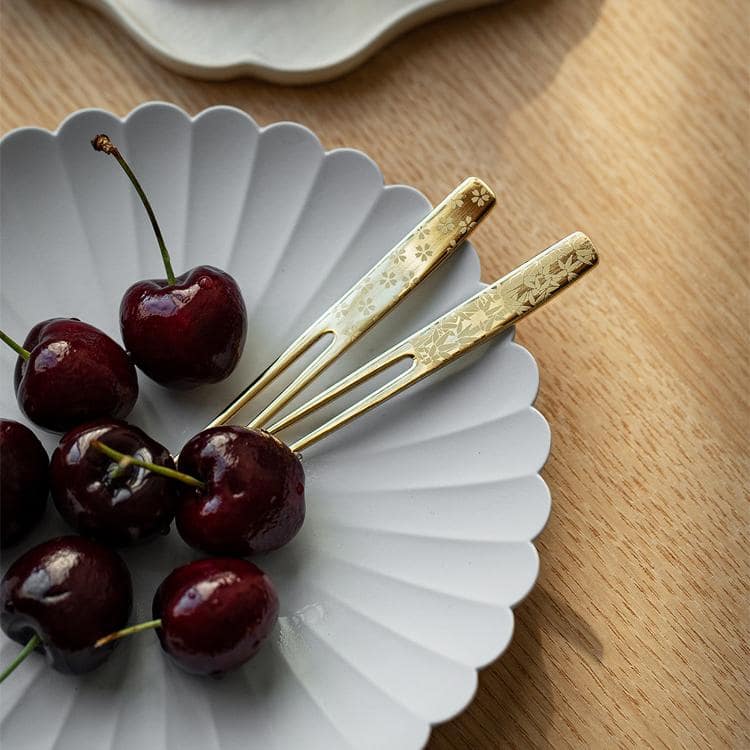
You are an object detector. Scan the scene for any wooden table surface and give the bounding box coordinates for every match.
[1,1,747,747]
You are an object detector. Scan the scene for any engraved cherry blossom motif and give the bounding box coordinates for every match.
[380,270,398,288]
[457,216,476,235]
[414,244,433,261]
[471,187,491,207]
[393,246,408,264]
[334,305,348,322]
[451,198,464,209]
[357,296,376,315]
[417,227,431,241]
[341,280,371,318]
[438,217,456,235]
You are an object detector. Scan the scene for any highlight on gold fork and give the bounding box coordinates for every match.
[207,177,496,431]
[266,232,599,453]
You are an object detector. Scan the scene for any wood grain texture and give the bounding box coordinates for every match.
[1,0,748,747]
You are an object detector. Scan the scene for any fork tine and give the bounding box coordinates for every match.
[206,328,327,429]
[288,361,417,453]
[206,177,495,430]
[266,344,413,437]
[248,336,341,429]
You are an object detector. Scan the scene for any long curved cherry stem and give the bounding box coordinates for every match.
[95,619,162,648]
[91,134,176,285]
[0,633,40,683]
[91,440,205,489]
[0,329,30,360]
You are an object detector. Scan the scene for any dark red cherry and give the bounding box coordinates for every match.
[92,135,247,390]
[176,427,305,556]
[50,419,179,546]
[120,265,247,389]
[8,318,138,432]
[152,558,278,675]
[0,419,49,548]
[0,536,132,674]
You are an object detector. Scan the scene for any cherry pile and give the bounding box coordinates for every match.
[0,136,305,682]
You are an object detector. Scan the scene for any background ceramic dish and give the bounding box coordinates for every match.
[0,103,549,749]
[76,0,499,83]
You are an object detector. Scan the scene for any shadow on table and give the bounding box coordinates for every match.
[342,0,606,95]
[184,0,605,138]
[427,583,602,748]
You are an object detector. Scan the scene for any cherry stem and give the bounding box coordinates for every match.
[0,329,30,360]
[0,633,40,684]
[91,440,205,489]
[91,134,176,285]
[95,619,162,648]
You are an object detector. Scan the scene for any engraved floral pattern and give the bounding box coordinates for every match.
[325,180,497,342]
[501,283,530,316]
[575,240,596,266]
[438,217,456,235]
[393,246,408,264]
[380,270,398,288]
[471,294,508,334]
[518,267,557,305]
[411,236,596,366]
[414,244,433,261]
[413,319,470,362]
[457,216,476,235]
[558,255,579,282]
[357,295,376,315]
[471,187,491,207]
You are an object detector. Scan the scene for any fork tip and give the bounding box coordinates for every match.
[570,231,599,267]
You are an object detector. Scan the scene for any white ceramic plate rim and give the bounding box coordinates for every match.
[74,0,499,83]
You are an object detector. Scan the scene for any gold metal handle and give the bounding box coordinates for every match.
[267,232,599,453]
[207,177,496,430]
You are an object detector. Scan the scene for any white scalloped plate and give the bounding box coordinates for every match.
[76,0,499,83]
[0,103,549,750]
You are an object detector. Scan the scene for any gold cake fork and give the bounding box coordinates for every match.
[208,177,496,430]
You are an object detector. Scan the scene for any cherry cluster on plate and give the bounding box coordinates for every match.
[0,136,306,682]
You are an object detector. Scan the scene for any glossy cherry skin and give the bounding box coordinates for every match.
[152,558,278,676]
[0,419,49,548]
[13,318,138,433]
[0,536,133,674]
[176,427,305,556]
[120,265,247,389]
[50,419,179,546]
